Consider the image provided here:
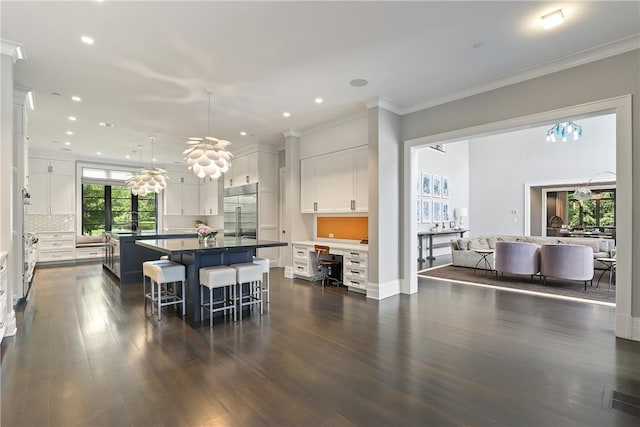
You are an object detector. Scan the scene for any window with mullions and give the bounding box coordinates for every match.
[82,184,157,235]
[567,190,616,229]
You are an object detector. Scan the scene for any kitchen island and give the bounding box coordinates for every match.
[136,236,286,325]
[104,231,196,285]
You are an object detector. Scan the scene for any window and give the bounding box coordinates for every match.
[567,189,615,229]
[81,184,157,235]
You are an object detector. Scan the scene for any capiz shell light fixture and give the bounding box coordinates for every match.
[184,90,233,179]
[127,137,169,195]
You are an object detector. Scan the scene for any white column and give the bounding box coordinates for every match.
[366,102,402,299]
[283,131,301,277]
[1,39,24,337]
[13,87,29,301]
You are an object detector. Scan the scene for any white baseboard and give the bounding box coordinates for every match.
[284,266,293,279]
[366,279,400,300]
[5,309,16,337]
[616,313,640,342]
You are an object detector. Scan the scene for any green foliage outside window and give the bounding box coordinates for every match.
[82,184,157,235]
[567,190,615,229]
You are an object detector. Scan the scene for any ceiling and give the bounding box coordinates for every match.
[2,1,639,167]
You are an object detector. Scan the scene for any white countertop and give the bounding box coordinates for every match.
[293,240,368,252]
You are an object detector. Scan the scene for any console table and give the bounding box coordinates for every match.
[418,229,467,262]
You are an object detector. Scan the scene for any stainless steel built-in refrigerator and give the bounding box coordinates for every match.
[224,183,258,239]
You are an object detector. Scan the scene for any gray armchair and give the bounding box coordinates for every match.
[540,244,594,290]
[494,241,540,279]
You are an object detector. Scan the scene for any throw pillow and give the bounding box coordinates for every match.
[468,238,490,250]
[557,239,568,244]
[456,239,468,250]
[487,236,497,249]
[599,240,610,252]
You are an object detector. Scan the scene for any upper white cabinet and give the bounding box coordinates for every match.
[163,172,200,216]
[300,146,368,213]
[199,176,219,216]
[27,158,75,215]
[224,152,258,188]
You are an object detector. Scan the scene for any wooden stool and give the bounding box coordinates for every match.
[199,266,237,327]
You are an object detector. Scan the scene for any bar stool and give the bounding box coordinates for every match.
[143,260,185,321]
[231,263,263,320]
[252,256,270,303]
[199,266,237,327]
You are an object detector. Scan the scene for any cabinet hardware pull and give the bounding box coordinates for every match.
[0,290,4,296]
[0,322,5,328]
[313,202,317,211]
[351,260,359,265]
[230,178,233,186]
[351,271,359,275]
[246,175,249,183]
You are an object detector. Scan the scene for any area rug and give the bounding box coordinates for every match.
[418,265,615,304]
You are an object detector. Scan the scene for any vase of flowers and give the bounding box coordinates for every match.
[196,225,217,246]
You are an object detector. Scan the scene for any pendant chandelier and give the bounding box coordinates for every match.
[127,136,169,195]
[573,171,616,201]
[546,121,583,142]
[183,89,232,179]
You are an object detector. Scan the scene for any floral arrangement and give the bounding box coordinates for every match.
[196,225,217,239]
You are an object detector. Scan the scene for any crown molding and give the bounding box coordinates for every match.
[282,129,302,139]
[232,142,279,158]
[401,35,640,115]
[1,39,24,63]
[298,108,367,137]
[364,96,401,115]
[14,85,31,106]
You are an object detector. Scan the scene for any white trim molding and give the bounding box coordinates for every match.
[1,39,24,63]
[402,95,634,340]
[367,279,401,300]
[364,96,402,115]
[284,266,293,279]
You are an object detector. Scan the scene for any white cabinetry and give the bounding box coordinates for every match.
[224,152,258,188]
[292,243,316,278]
[343,249,368,292]
[28,158,75,215]
[164,172,200,216]
[199,176,219,216]
[37,232,75,263]
[300,146,368,213]
[0,252,8,342]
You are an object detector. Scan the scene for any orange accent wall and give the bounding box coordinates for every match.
[317,216,368,240]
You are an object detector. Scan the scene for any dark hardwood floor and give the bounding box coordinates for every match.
[2,262,640,426]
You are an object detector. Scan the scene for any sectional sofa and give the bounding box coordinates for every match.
[450,235,615,271]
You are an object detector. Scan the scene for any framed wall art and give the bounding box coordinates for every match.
[421,199,432,223]
[421,173,432,197]
[442,176,450,198]
[417,199,421,223]
[433,200,442,222]
[442,201,450,222]
[433,175,442,198]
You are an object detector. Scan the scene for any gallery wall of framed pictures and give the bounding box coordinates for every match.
[418,172,452,227]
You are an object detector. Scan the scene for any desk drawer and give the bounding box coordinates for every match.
[39,239,75,250]
[293,260,311,276]
[293,245,312,259]
[344,250,368,261]
[344,266,367,282]
[344,257,367,269]
[345,277,367,290]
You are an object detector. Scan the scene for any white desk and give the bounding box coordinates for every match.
[292,241,368,293]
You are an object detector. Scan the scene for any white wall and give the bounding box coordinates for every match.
[468,113,615,236]
[416,140,469,257]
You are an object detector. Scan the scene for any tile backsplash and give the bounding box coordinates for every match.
[26,214,75,232]
[163,215,208,230]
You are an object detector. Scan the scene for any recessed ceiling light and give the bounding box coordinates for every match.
[81,35,95,45]
[283,112,291,118]
[240,131,247,136]
[315,97,324,104]
[53,140,60,144]
[52,92,61,97]
[541,9,564,30]
[350,78,368,87]
[96,152,102,155]
[66,131,73,135]
[472,41,484,49]
[71,95,81,102]
[68,116,77,121]
[98,121,115,127]
[64,141,71,146]
[152,158,157,162]
[125,155,130,159]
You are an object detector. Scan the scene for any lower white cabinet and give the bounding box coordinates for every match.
[75,246,103,260]
[37,232,75,263]
[292,241,368,292]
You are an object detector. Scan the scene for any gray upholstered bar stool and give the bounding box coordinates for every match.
[252,256,270,303]
[199,265,237,327]
[231,263,263,320]
[143,260,186,320]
